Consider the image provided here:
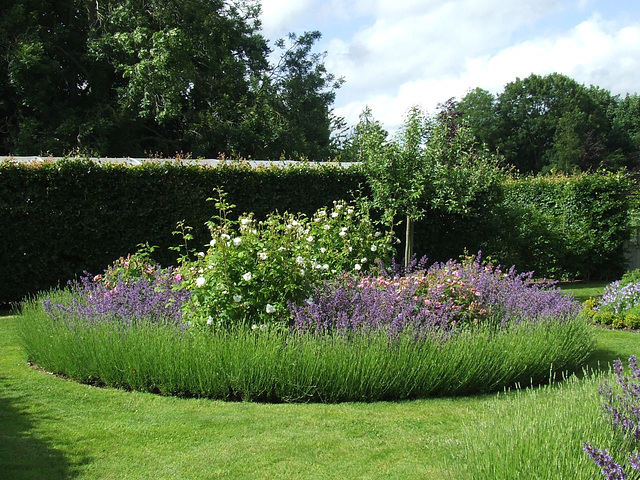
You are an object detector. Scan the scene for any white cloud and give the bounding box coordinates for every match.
[260,0,315,38]
[258,0,640,131]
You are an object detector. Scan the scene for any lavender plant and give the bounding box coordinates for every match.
[42,269,191,328]
[584,356,640,479]
[291,253,580,336]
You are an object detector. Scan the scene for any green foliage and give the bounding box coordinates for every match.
[0,159,366,304]
[484,170,632,280]
[359,105,504,265]
[450,372,631,479]
[20,295,594,402]
[181,192,393,326]
[625,313,640,329]
[360,105,504,224]
[459,73,638,173]
[621,268,640,286]
[0,0,342,159]
[0,159,632,303]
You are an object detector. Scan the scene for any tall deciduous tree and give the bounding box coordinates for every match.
[0,0,343,158]
[458,73,635,174]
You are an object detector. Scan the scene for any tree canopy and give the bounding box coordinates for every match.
[457,73,639,173]
[0,0,342,158]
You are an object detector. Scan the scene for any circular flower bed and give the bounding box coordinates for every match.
[20,200,594,402]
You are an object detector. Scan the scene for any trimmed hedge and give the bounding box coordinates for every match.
[0,159,632,303]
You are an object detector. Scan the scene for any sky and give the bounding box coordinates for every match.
[259,0,640,132]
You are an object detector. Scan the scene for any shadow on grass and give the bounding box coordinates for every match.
[0,386,86,479]
[582,347,626,374]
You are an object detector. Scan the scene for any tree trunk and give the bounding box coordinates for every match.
[404,215,414,269]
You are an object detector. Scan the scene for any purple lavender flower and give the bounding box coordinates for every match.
[599,356,640,441]
[583,443,628,480]
[290,253,580,337]
[43,268,191,328]
[585,356,640,479]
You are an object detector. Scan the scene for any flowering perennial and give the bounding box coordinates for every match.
[290,254,580,336]
[42,269,191,327]
[584,356,640,479]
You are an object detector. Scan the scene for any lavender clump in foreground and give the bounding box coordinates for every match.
[290,253,581,336]
[42,268,191,327]
[584,355,640,479]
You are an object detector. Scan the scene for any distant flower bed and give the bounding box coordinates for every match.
[19,193,594,402]
[582,270,640,329]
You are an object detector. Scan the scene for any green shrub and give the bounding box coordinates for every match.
[624,313,640,329]
[180,192,394,326]
[484,171,632,280]
[593,311,615,326]
[612,315,626,329]
[621,268,640,286]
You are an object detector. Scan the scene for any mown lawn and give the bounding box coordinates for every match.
[1,281,638,479]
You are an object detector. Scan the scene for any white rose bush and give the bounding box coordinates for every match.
[178,189,394,327]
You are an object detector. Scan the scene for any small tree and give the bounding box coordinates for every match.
[360,105,505,268]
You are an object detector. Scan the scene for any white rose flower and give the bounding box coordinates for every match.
[299,269,305,276]
[339,231,346,237]
[361,258,368,263]
[323,224,330,230]
[210,239,216,246]
[335,204,343,210]
[354,264,361,271]
[258,252,268,260]
[266,304,276,314]
[240,218,250,226]
[371,245,377,252]
[347,208,354,214]
[197,251,205,257]
[322,264,329,270]
[348,246,353,252]
[221,234,231,240]
[233,294,242,303]
[307,235,314,242]
[233,237,242,246]
[242,272,252,282]
[196,277,206,287]
[341,227,348,232]
[331,211,339,218]
[320,247,326,254]
[207,316,214,325]
[251,324,258,331]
